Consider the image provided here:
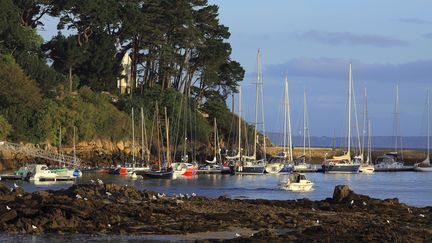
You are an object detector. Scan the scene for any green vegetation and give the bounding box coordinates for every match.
[0,0,248,155]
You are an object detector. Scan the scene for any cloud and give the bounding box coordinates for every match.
[298,30,409,47]
[398,17,432,24]
[424,33,432,39]
[262,58,432,83]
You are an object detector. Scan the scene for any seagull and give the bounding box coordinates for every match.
[235,233,241,237]
[76,194,82,199]
[84,198,88,201]
[312,208,316,211]
[350,200,354,205]
[106,191,112,196]
[97,179,104,185]
[386,220,390,224]
[18,194,22,197]
[107,224,111,228]
[362,202,367,206]
[6,206,11,210]
[179,193,185,198]
[32,225,37,229]
[90,179,95,184]
[191,192,196,197]
[152,195,157,200]
[157,193,164,198]
[186,194,191,199]
[13,183,18,188]
[419,214,425,218]
[407,208,412,213]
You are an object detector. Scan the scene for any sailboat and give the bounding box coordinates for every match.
[322,64,360,173]
[374,84,408,171]
[199,118,230,174]
[136,105,173,179]
[236,49,266,174]
[359,88,374,173]
[293,90,315,172]
[266,76,293,173]
[116,108,150,176]
[414,90,432,172]
[171,94,197,176]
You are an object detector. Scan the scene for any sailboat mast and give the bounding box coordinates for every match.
[428,89,430,158]
[238,87,242,160]
[303,90,307,156]
[286,77,293,162]
[361,87,367,160]
[348,64,352,155]
[73,126,76,166]
[155,104,161,170]
[214,118,217,161]
[132,107,135,166]
[164,107,171,168]
[368,119,372,164]
[283,78,287,155]
[394,84,400,153]
[254,49,260,160]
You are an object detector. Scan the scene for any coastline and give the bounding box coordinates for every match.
[0,183,430,241]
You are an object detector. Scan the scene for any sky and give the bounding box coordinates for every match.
[208,0,432,137]
[38,1,432,137]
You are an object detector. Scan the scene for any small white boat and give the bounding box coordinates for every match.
[414,157,432,172]
[359,164,375,173]
[279,173,314,192]
[23,164,74,181]
[172,162,197,176]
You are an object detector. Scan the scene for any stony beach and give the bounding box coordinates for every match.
[0,182,430,242]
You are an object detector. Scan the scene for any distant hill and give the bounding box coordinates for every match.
[267,132,428,150]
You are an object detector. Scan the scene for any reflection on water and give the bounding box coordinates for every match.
[2,172,431,207]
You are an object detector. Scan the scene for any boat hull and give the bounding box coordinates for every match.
[136,170,173,179]
[414,166,432,172]
[236,165,265,174]
[359,165,375,173]
[322,163,360,174]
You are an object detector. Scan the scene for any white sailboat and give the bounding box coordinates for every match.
[322,63,360,173]
[294,90,315,172]
[266,76,293,173]
[374,84,408,171]
[415,90,432,172]
[237,49,266,174]
[359,87,374,173]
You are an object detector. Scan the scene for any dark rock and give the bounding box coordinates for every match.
[0,209,17,223]
[333,185,352,202]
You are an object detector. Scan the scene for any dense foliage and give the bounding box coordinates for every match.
[0,0,248,156]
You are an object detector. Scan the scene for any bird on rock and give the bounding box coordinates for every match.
[76,194,82,199]
[6,206,11,210]
[106,191,112,196]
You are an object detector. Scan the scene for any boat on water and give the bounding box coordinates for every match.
[414,91,432,172]
[293,155,317,172]
[24,164,75,181]
[358,88,375,174]
[266,157,292,173]
[236,49,267,175]
[279,173,314,192]
[374,153,412,172]
[322,64,360,174]
[172,162,197,176]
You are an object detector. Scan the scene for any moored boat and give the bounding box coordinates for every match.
[279,173,314,192]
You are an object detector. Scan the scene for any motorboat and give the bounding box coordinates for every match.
[265,157,292,174]
[374,153,412,171]
[279,173,314,192]
[172,162,197,176]
[23,164,74,181]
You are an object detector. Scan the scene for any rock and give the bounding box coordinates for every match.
[0,210,17,223]
[333,185,352,202]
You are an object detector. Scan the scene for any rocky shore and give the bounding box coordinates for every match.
[0,183,431,242]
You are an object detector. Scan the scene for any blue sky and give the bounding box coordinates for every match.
[209,0,432,136]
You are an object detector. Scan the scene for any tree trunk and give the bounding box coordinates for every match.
[68,65,73,94]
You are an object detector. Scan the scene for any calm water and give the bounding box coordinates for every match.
[1,172,431,242]
[4,172,432,207]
